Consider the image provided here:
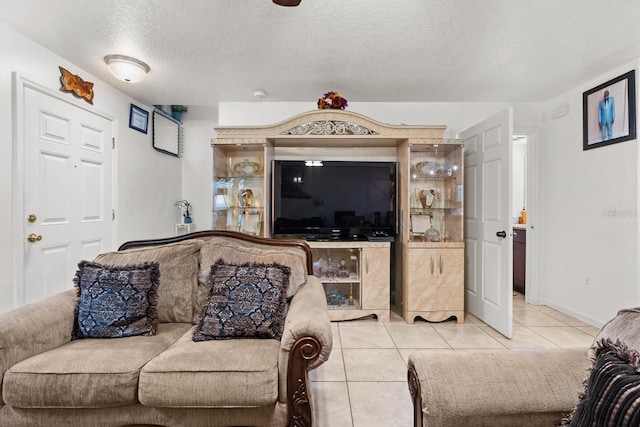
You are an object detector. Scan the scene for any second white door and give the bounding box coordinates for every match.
[461,108,513,338]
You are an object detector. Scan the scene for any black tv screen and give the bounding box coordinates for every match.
[272,160,397,238]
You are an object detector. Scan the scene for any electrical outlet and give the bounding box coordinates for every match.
[584,277,590,288]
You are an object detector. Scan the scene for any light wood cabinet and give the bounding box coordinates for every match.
[397,140,465,324]
[404,244,464,323]
[308,241,390,322]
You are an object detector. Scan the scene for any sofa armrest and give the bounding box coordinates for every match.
[280,275,332,369]
[408,348,591,427]
[278,276,332,426]
[0,289,77,400]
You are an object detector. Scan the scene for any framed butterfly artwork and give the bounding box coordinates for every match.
[58,66,94,105]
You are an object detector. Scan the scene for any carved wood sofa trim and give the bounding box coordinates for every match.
[408,366,423,427]
[118,229,313,272]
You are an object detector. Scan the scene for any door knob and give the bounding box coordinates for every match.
[27,214,37,223]
[496,230,507,238]
[27,233,42,243]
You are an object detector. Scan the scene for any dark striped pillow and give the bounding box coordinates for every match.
[561,338,640,426]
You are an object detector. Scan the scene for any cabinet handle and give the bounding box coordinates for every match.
[365,254,369,274]
[439,254,443,274]
[430,255,434,275]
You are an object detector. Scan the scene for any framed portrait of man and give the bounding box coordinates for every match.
[583,70,636,150]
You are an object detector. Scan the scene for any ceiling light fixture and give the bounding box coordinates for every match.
[253,90,267,99]
[104,54,150,83]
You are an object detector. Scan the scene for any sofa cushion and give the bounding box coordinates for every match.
[193,259,290,341]
[139,326,280,407]
[95,240,202,323]
[561,338,640,426]
[196,237,307,322]
[2,323,191,408]
[72,260,159,339]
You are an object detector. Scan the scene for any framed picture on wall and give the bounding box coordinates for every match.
[129,104,149,134]
[583,70,636,150]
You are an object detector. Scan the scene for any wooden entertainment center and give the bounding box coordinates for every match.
[212,110,464,324]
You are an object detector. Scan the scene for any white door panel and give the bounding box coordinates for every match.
[462,108,513,338]
[22,85,114,305]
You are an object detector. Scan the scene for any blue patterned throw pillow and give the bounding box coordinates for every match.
[193,259,290,341]
[72,260,160,339]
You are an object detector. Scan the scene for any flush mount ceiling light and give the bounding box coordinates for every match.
[104,54,150,83]
[253,90,267,99]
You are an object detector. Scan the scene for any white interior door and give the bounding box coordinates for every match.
[21,84,114,304]
[461,108,513,338]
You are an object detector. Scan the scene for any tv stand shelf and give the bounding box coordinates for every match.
[307,241,390,322]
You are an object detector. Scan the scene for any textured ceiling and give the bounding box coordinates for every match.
[2,0,640,107]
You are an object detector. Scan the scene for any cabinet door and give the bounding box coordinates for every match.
[437,249,464,311]
[406,248,438,313]
[406,248,463,313]
[361,247,390,310]
[513,229,526,294]
[212,143,271,236]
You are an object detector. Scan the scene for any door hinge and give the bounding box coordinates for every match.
[112,209,115,220]
[112,137,115,149]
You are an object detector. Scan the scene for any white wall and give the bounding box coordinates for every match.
[539,60,639,326]
[180,106,218,231]
[0,22,182,312]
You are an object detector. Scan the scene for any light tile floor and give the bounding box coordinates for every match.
[309,293,600,427]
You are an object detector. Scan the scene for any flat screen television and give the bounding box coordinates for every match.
[272,160,397,239]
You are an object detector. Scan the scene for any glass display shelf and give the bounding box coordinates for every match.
[311,246,361,311]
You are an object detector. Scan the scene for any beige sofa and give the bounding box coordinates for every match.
[0,230,332,427]
[407,308,640,426]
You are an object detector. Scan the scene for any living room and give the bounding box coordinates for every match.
[1,1,638,327]
[0,2,639,424]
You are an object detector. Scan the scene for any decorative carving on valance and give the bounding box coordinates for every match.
[282,120,379,136]
[213,110,447,145]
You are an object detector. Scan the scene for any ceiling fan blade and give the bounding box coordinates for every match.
[273,0,302,6]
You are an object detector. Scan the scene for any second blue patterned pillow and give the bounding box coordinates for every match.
[193,259,290,341]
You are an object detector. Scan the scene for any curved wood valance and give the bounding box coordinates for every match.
[213,109,447,147]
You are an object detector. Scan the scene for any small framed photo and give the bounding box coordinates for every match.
[583,70,636,150]
[129,104,149,134]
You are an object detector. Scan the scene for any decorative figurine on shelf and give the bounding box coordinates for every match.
[241,189,254,207]
[325,289,346,306]
[424,213,441,242]
[338,259,350,278]
[175,200,192,224]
